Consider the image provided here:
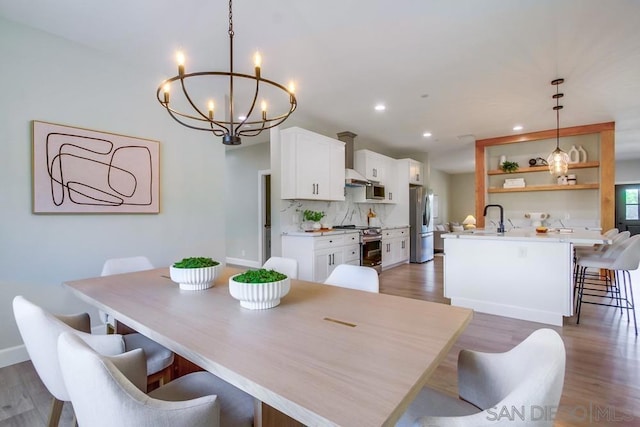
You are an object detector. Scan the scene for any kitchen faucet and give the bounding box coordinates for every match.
[483,204,505,233]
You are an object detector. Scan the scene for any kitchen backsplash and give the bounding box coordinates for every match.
[280,191,394,233]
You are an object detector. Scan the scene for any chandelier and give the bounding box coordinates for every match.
[156,0,297,145]
[547,78,569,175]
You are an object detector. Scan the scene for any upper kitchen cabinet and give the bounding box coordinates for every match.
[281,127,345,201]
[355,149,389,182]
[398,158,425,186]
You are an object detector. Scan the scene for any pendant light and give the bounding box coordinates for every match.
[547,78,569,175]
[156,0,297,145]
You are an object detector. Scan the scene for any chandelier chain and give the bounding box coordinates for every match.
[228,0,234,37]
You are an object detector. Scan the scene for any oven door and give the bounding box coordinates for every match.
[361,238,382,273]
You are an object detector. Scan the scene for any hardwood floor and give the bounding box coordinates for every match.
[1,256,638,426]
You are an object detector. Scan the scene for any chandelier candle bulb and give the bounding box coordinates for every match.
[176,51,185,76]
[163,84,170,104]
[208,101,214,120]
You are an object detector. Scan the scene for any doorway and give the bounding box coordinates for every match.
[615,184,640,236]
[259,170,272,264]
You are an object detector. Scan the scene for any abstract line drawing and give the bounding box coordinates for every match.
[32,121,160,214]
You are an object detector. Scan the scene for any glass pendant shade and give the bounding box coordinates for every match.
[547,147,569,175]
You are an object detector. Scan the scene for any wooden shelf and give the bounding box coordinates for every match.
[487,161,600,175]
[488,183,599,193]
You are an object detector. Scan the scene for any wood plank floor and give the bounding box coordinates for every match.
[1,256,638,426]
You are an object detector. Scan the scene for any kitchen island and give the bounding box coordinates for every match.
[443,229,611,326]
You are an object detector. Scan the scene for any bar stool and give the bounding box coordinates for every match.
[575,234,640,335]
[574,231,629,298]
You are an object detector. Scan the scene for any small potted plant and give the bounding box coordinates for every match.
[170,257,220,291]
[303,210,325,230]
[500,161,519,173]
[229,268,291,309]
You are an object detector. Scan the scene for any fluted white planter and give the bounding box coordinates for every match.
[170,265,219,291]
[229,275,291,309]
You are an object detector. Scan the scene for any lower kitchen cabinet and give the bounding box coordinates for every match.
[381,227,410,270]
[282,232,360,282]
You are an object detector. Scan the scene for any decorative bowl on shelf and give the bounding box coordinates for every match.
[170,257,220,291]
[229,269,290,310]
[535,226,549,234]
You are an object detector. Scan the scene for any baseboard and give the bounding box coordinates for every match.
[0,344,29,368]
[226,257,261,269]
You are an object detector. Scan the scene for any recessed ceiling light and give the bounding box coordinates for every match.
[423,132,432,138]
[374,104,386,111]
[513,125,523,131]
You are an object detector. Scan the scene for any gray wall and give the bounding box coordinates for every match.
[0,17,226,366]
[428,168,451,225]
[225,143,270,264]
[616,159,640,183]
[449,173,476,224]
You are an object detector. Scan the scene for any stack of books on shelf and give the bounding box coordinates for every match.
[503,178,526,188]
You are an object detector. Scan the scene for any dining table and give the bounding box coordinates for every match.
[64,266,473,427]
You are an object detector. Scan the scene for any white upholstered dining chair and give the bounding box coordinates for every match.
[324,264,379,293]
[100,256,175,386]
[396,328,566,427]
[58,332,254,427]
[262,256,298,279]
[13,296,131,426]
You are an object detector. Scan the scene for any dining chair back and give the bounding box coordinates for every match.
[324,264,379,293]
[397,328,566,426]
[263,256,298,279]
[100,256,174,386]
[12,296,126,426]
[58,332,254,427]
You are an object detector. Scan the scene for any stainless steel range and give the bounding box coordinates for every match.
[333,225,382,273]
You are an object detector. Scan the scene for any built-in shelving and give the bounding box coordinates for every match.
[487,161,599,176]
[488,183,599,193]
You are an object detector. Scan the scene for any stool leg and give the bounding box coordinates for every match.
[623,270,637,335]
[576,266,586,324]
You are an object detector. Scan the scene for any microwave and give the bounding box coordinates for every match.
[365,183,386,200]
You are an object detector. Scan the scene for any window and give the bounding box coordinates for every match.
[625,188,639,220]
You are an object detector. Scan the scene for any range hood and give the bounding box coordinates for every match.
[337,131,369,186]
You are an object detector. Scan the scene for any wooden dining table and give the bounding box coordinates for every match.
[64,266,472,427]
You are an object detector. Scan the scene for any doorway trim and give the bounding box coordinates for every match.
[258,169,271,265]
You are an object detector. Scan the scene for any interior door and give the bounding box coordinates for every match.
[615,184,640,236]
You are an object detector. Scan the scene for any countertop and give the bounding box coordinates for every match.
[381,225,410,230]
[442,229,611,245]
[282,229,360,237]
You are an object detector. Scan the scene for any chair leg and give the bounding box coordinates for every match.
[576,266,586,324]
[47,398,64,427]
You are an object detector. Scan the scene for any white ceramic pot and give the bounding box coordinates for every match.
[228,275,291,309]
[170,265,219,291]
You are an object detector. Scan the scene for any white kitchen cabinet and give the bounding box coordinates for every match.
[282,232,360,282]
[408,159,424,185]
[381,227,410,270]
[281,127,345,201]
[354,149,388,182]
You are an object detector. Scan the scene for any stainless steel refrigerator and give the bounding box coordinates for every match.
[409,186,434,263]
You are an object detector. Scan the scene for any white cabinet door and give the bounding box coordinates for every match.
[355,149,387,182]
[281,127,345,201]
[409,159,424,185]
[313,249,344,283]
[382,228,410,269]
[383,158,397,204]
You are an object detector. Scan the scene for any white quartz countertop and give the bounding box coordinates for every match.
[381,225,410,230]
[442,229,611,245]
[282,229,360,237]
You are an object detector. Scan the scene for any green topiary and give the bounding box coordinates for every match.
[500,161,519,173]
[173,257,219,268]
[232,269,287,283]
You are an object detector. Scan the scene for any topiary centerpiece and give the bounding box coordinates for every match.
[229,268,291,310]
[170,257,220,291]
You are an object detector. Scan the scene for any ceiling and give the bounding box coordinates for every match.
[2,0,639,173]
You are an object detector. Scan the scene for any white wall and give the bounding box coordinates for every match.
[429,168,451,224]
[0,18,226,366]
[225,143,270,264]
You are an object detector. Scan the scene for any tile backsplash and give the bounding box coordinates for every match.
[280,191,393,233]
